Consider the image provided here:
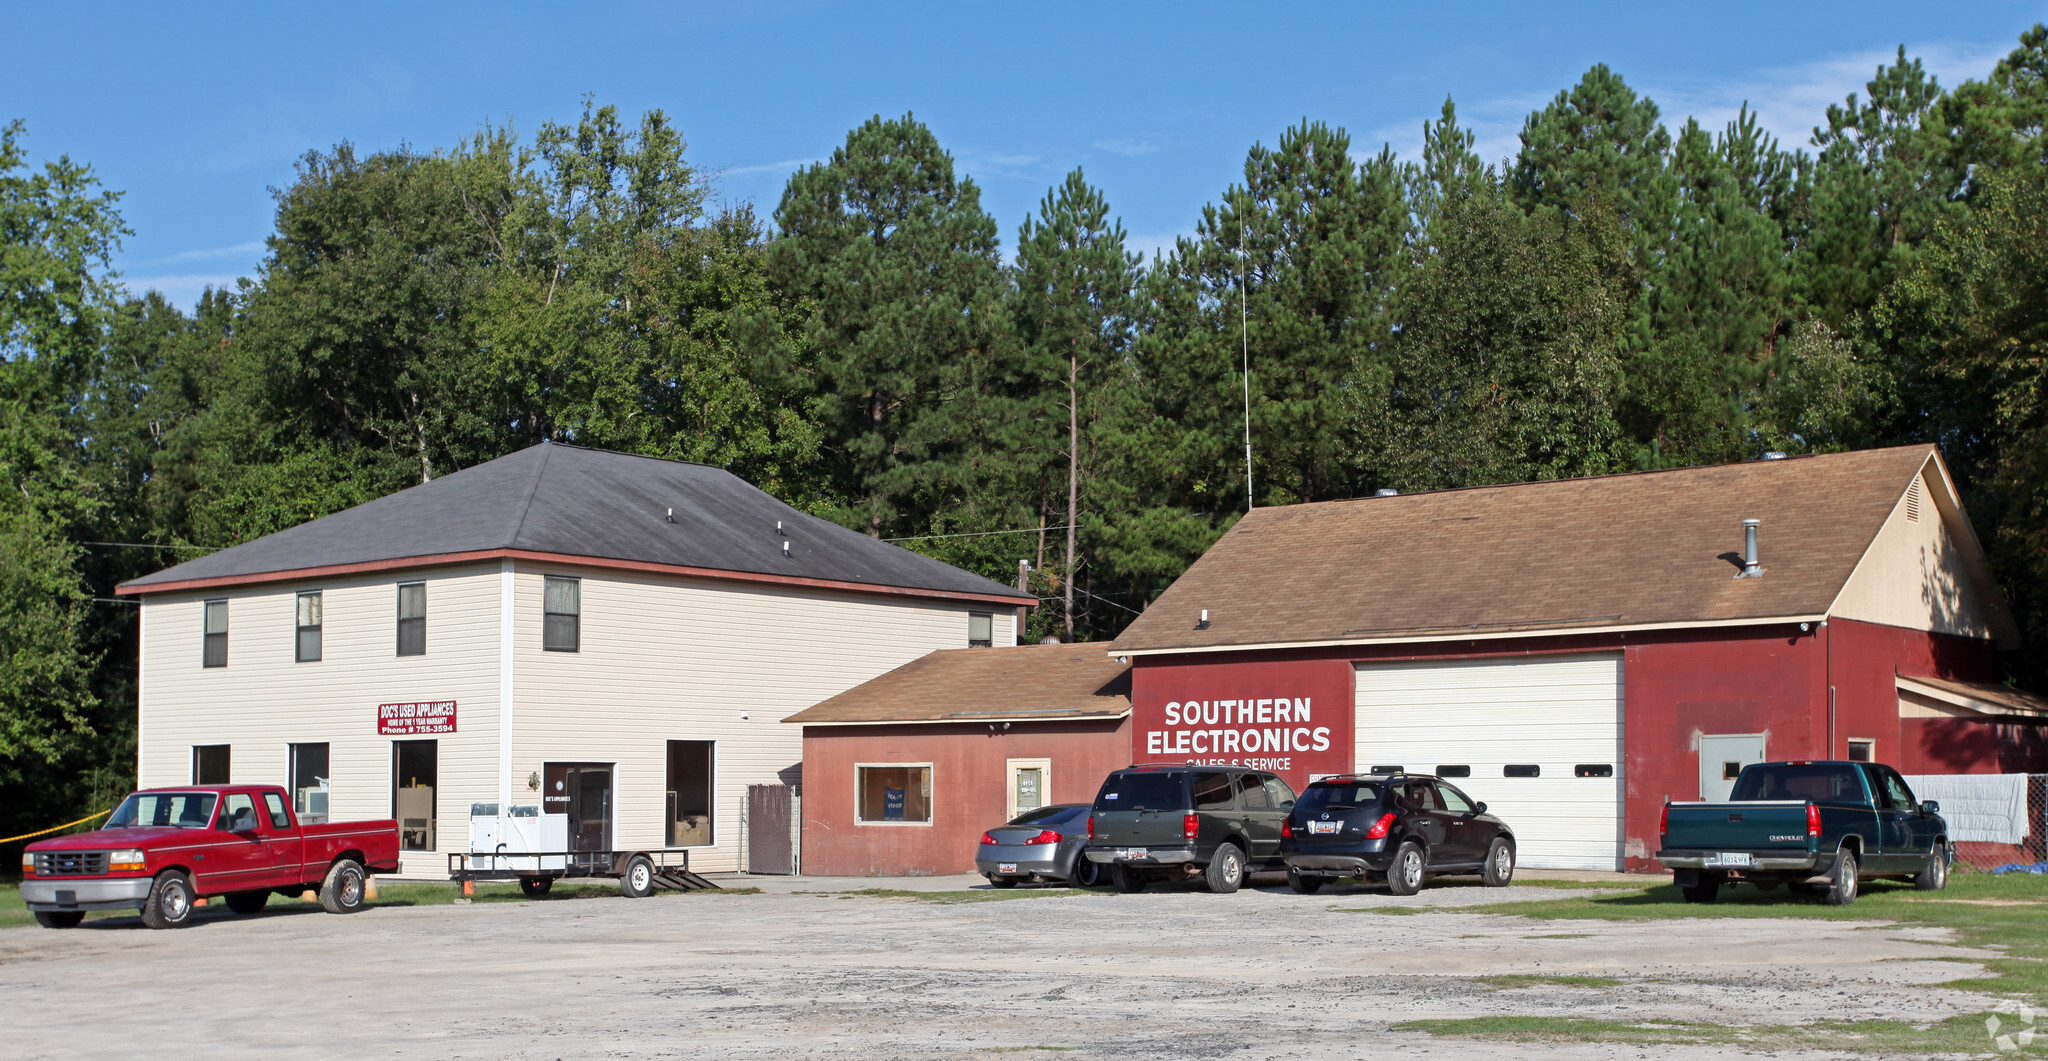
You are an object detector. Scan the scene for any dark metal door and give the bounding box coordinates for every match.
[748,784,793,874]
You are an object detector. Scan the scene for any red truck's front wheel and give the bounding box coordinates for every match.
[140,871,195,929]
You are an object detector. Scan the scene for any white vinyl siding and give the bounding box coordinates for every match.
[1355,655,1624,871]
[513,568,1012,873]
[138,559,1018,878]
[137,565,502,876]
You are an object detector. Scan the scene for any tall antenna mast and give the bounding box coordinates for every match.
[1240,194,1254,512]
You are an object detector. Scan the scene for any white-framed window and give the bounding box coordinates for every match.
[1847,738,1875,763]
[296,591,323,662]
[968,612,993,648]
[855,763,933,825]
[202,599,229,667]
[1006,758,1051,823]
[544,575,580,652]
[396,582,426,656]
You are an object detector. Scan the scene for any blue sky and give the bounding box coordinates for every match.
[5,2,2044,309]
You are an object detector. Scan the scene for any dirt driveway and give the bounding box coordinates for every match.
[0,875,2003,1060]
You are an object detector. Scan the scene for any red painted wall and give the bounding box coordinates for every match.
[1128,655,1356,790]
[1128,619,2013,873]
[799,719,1129,877]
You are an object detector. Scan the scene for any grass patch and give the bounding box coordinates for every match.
[1392,1014,1994,1053]
[1334,904,1420,914]
[0,882,128,930]
[1435,873,2048,1006]
[1475,974,1623,990]
[1522,932,1591,939]
[800,887,1107,905]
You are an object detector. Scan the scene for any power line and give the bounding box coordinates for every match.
[81,541,218,552]
[885,524,1075,543]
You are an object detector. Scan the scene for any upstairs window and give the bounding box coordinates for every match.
[296,591,323,662]
[544,576,580,652]
[968,612,993,648]
[202,600,228,667]
[397,582,426,656]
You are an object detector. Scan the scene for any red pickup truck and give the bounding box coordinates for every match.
[20,784,401,929]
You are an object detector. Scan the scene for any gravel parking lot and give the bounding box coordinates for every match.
[0,873,2005,1060]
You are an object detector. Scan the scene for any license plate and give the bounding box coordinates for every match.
[1309,821,1340,835]
[1718,852,1752,867]
[1124,848,1148,859]
[998,862,1017,873]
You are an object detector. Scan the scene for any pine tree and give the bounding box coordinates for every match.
[769,114,1011,539]
[1010,169,1141,640]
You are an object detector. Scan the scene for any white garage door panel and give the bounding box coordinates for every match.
[1355,656,1624,871]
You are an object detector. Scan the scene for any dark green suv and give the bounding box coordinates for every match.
[1082,764,1298,894]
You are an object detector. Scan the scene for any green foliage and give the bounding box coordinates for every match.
[770,113,1012,540]
[1879,162,2048,682]
[1011,169,1142,640]
[1371,171,1629,488]
[10,22,2048,845]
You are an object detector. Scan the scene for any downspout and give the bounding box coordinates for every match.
[499,559,515,811]
[1824,618,1835,759]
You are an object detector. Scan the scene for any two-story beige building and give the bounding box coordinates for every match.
[117,442,1034,877]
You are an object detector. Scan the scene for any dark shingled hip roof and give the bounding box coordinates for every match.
[783,643,1131,725]
[1108,445,1970,656]
[118,442,1035,605]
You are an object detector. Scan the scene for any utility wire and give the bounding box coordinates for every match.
[885,524,1075,543]
[82,541,219,552]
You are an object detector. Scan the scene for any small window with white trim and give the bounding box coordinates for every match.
[397,582,426,656]
[968,612,993,648]
[544,576,580,652]
[1847,739,1875,763]
[203,599,228,667]
[857,765,932,824]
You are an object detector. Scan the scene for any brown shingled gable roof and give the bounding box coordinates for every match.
[1110,445,1980,656]
[784,643,1131,725]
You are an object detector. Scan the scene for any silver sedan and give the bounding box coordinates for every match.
[975,804,1102,887]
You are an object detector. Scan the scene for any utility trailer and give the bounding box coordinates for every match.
[449,803,720,897]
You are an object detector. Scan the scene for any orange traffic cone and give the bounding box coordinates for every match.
[363,876,379,901]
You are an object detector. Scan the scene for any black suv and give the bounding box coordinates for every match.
[1280,773,1516,895]
[1083,764,1297,894]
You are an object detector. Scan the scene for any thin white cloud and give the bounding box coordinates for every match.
[1642,40,2012,153]
[1367,38,2015,170]
[716,157,822,178]
[138,241,266,267]
[1093,137,1160,157]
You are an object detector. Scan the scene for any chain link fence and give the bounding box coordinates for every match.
[1938,773,2048,874]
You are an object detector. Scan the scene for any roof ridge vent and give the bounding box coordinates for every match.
[1760,451,1788,460]
[1374,488,1399,497]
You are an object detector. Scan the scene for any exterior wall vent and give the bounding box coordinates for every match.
[1906,479,1921,522]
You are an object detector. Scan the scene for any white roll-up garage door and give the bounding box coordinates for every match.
[1354,655,1623,871]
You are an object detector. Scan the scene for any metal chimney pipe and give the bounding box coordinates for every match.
[1739,518,1763,578]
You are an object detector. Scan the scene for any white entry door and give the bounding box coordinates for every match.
[1354,655,1625,870]
[1697,734,1767,802]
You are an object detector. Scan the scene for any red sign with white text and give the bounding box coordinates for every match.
[377,700,457,735]
[1128,657,1355,791]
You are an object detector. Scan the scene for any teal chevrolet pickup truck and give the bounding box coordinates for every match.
[1657,760,1951,906]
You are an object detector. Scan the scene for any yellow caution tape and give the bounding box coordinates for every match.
[1,810,112,845]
